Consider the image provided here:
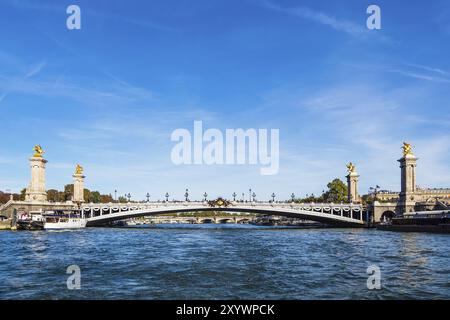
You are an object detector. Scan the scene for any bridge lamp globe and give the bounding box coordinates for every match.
[185,189,189,202]
[165,192,169,202]
[291,193,295,202]
[252,192,256,202]
[232,192,237,201]
[271,193,276,202]
[146,193,150,202]
[203,192,208,201]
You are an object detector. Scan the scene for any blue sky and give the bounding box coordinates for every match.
[1,0,450,201]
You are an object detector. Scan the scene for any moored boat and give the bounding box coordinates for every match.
[43,210,86,230]
[16,211,45,231]
[377,210,450,233]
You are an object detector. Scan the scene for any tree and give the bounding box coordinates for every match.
[20,188,27,201]
[100,194,113,203]
[323,178,347,203]
[0,192,8,204]
[0,191,22,203]
[47,189,59,202]
[90,191,101,203]
[64,184,74,201]
[84,189,91,203]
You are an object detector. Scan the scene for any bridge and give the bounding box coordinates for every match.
[81,201,366,227]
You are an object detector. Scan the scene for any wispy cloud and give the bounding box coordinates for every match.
[262,79,450,192]
[24,61,46,79]
[342,61,450,85]
[261,1,379,40]
[390,69,450,84]
[405,63,449,76]
[389,63,450,84]
[0,61,46,103]
[0,71,155,107]
[1,0,175,32]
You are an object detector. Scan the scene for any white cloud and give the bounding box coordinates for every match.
[261,1,387,41]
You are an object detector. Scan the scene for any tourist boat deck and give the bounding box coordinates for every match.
[43,210,86,230]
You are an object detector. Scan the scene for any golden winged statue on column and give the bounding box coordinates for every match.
[346,162,356,174]
[33,145,44,157]
[75,164,84,175]
[402,142,413,157]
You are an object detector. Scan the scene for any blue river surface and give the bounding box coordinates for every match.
[0,224,449,300]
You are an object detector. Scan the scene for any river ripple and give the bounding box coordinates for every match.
[0,225,448,299]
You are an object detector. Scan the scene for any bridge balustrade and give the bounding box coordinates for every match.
[81,201,364,224]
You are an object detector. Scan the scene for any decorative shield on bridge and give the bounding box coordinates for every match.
[207,197,231,208]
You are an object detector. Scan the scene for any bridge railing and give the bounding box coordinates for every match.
[80,201,364,222]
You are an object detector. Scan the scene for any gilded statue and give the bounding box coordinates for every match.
[75,164,83,175]
[33,145,44,157]
[402,142,413,157]
[346,162,356,174]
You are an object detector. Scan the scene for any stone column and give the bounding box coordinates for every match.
[346,163,360,203]
[347,171,360,203]
[398,152,418,213]
[25,156,48,202]
[73,165,85,203]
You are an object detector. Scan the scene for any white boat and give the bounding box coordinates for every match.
[44,216,86,230]
[125,220,137,226]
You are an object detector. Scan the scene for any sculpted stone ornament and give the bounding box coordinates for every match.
[346,162,356,174]
[33,145,44,158]
[75,164,83,175]
[208,197,231,208]
[402,142,414,157]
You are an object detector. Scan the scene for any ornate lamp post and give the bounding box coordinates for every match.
[184,189,189,202]
[291,193,295,203]
[249,188,252,202]
[368,185,380,225]
[252,192,256,202]
[114,189,117,202]
[242,193,245,202]
[271,192,276,203]
[127,193,131,202]
[165,192,169,202]
[146,193,150,203]
[232,192,237,202]
[369,185,381,201]
[203,192,208,201]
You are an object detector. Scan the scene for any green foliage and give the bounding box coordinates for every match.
[323,178,348,203]
[293,178,348,203]
[64,184,74,201]
[20,188,26,201]
[0,190,23,203]
[90,191,101,203]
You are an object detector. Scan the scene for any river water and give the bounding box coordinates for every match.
[0,225,448,299]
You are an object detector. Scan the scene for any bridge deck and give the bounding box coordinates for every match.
[81,202,366,227]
